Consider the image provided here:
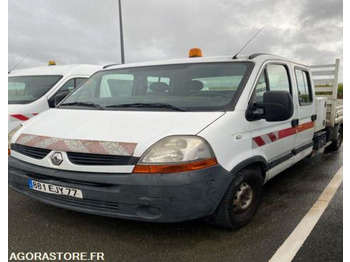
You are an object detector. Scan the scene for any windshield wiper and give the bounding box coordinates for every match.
[59,102,105,110]
[106,103,186,111]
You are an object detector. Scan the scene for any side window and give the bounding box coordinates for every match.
[266,64,290,92]
[252,64,291,103]
[295,69,312,105]
[58,78,87,93]
[253,72,268,103]
[59,79,74,93]
[75,78,86,87]
[73,78,98,100]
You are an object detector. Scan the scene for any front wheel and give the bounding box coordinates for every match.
[205,167,263,228]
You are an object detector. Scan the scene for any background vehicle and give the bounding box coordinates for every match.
[8,63,102,132]
[8,52,342,228]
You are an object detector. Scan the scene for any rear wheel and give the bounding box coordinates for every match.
[326,125,343,151]
[205,167,263,228]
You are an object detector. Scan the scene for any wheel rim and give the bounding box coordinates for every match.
[233,182,254,214]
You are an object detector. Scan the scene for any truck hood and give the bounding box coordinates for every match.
[8,104,35,133]
[13,109,225,157]
[8,104,22,113]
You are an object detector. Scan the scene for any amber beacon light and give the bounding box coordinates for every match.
[189,48,203,58]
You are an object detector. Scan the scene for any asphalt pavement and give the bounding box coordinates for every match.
[8,148,343,262]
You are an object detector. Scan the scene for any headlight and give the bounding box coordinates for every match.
[133,136,217,173]
[8,125,22,154]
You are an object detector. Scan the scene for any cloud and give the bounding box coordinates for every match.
[8,0,343,81]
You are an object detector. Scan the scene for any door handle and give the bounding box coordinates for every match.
[291,119,299,127]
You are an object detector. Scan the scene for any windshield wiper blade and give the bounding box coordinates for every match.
[59,102,105,110]
[106,103,186,111]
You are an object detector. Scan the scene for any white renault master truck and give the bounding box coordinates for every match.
[8,51,342,228]
[8,63,102,133]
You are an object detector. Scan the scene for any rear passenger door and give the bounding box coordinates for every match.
[293,67,315,161]
[249,62,296,179]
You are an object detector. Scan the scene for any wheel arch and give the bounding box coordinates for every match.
[230,156,268,181]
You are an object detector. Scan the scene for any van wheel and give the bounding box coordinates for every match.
[205,167,263,228]
[326,125,343,151]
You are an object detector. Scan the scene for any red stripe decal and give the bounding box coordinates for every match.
[267,132,277,142]
[253,136,266,147]
[278,127,296,139]
[297,122,315,132]
[46,140,71,152]
[81,140,110,155]
[253,121,315,148]
[11,114,29,121]
[16,134,137,156]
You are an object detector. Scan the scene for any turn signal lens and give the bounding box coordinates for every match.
[133,158,218,173]
[189,48,202,58]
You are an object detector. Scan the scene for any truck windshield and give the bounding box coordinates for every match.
[8,75,62,104]
[60,62,252,111]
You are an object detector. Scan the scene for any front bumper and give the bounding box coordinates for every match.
[8,156,233,222]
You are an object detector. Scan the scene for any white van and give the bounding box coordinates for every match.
[8,63,102,132]
[8,52,342,228]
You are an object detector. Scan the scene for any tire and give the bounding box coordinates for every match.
[205,167,263,229]
[326,125,343,151]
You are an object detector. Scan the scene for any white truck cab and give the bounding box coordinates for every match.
[8,52,342,228]
[8,63,102,132]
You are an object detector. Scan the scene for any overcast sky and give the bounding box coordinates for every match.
[8,0,343,80]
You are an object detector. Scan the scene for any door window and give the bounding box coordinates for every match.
[252,64,291,103]
[254,72,268,103]
[59,78,87,93]
[295,69,312,105]
[266,64,290,92]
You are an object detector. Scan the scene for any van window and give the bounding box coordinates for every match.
[147,77,170,93]
[266,64,290,92]
[147,77,170,86]
[59,79,74,92]
[61,62,253,112]
[59,78,87,93]
[252,64,291,103]
[100,74,134,97]
[193,76,242,91]
[253,73,267,103]
[8,75,62,104]
[295,69,312,105]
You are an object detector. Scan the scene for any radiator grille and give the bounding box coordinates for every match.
[67,152,138,166]
[11,144,51,159]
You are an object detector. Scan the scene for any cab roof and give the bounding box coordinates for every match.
[102,53,308,71]
[8,64,102,77]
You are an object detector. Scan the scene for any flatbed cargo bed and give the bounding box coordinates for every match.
[311,59,342,127]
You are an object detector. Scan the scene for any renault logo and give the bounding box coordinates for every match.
[51,152,63,166]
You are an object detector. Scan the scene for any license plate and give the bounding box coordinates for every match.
[28,179,83,199]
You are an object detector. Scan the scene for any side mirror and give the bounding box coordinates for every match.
[54,91,70,107]
[247,91,294,122]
